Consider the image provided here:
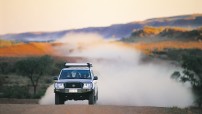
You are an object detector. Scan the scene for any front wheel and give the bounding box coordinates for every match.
[88,92,95,105]
[95,91,98,101]
[55,93,65,105]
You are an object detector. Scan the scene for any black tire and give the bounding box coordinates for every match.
[55,93,65,105]
[95,91,98,101]
[88,92,95,105]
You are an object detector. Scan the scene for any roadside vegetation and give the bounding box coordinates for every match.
[134,41,202,54]
[151,49,202,107]
[171,51,202,107]
[0,55,64,99]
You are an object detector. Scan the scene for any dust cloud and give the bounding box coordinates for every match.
[39,33,194,107]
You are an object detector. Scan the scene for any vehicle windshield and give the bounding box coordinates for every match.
[59,69,91,79]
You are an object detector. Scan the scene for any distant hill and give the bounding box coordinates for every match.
[0,14,202,42]
[123,26,202,42]
[130,26,166,37]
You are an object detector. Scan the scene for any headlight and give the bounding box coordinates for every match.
[83,83,92,89]
[54,83,64,89]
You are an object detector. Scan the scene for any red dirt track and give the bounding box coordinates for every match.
[0,104,181,114]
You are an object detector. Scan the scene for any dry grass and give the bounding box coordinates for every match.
[132,41,202,54]
[0,39,15,48]
[0,42,55,57]
[1,40,202,57]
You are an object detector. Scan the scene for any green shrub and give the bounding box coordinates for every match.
[0,85,31,99]
[0,56,66,99]
[171,52,202,107]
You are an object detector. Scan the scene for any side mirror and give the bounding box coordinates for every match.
[53,76,58,80]
[93,76,98,80]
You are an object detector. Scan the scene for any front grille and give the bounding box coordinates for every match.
[64,82,83,88]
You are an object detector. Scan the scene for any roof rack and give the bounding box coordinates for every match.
[64,63,92,68]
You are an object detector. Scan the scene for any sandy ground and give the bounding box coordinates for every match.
[0,99,202,114]
[0,104,202,114]
[0,98,38,104]
[0,104,175,114]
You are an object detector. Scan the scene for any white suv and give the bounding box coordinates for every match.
[54,63,98,105]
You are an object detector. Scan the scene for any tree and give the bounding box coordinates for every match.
[171,54,202,107]
[16,55,53,96]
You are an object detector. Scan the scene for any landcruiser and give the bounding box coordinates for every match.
[54,63,98,105]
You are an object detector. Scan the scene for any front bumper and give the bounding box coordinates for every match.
[54,88,92,93]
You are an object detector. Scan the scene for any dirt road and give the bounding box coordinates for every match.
[0,104,202,114]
